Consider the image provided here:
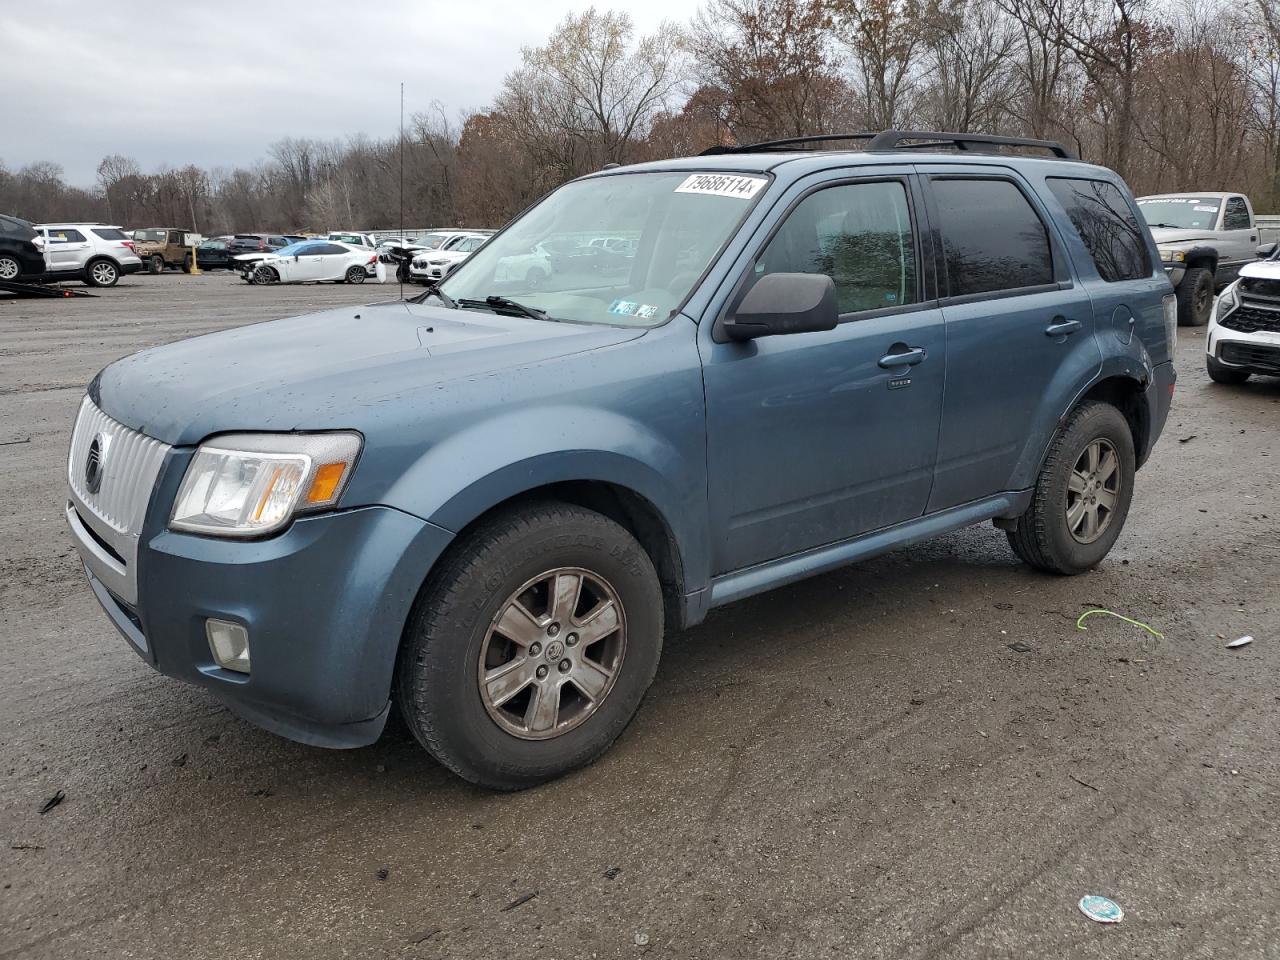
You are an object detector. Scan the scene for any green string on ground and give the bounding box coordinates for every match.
[1075,608,1164,639]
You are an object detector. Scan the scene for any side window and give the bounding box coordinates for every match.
[755,180,918,315]
[318,243,348,255]
[1223,196,1250,230]
[48,228,86,243]
[932,178,1053,297]
[1046,177,1150,283]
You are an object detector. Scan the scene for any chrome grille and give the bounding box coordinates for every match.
[66,396,171,605]
[68,396,168,534]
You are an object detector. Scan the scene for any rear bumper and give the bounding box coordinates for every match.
[71,501,455,748]
[1143,361,1176,465]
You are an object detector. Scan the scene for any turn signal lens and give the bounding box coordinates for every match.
[307,462,348,503]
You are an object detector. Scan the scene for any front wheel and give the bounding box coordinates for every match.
[1176,267,1214,326]
[396,502,663,790]
[1007,402,1135,574]
[147,255,164,274]
[344,265,366,284]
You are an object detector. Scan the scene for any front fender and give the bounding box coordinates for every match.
[379,404,709,597]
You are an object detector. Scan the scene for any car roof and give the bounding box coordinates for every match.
[38,222,123,229]
[584,150,1118,185]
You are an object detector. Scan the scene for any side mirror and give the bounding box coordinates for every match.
[722,272,839,341]
[1257,242,1276,259]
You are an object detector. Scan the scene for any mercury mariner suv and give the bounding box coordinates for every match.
[66,131,1176,789]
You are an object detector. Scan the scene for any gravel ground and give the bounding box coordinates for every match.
[2,273,1279,959]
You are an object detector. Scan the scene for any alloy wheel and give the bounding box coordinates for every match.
[0,257,19,280]
[91,262,117,285]
[478,567,627,740]
[1066,438,1121,544]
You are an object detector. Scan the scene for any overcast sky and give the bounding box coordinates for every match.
[8,2,696,186]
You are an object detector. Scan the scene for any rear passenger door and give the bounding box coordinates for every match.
[701,171,947,573]
[919,167,1102,512]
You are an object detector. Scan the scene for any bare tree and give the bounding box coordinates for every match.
[830,0,926,130]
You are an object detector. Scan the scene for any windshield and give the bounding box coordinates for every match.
[439,171,769,327]
[134,229,167,242]
[1136,197,1221,230]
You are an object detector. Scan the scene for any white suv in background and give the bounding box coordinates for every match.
[409,232,490,283]
[35,223,143,287]
[1206,250,1280,384]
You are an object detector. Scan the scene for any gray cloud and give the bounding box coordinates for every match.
[8,1,695,185]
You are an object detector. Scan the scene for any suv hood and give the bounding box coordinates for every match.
[94,299,645,446]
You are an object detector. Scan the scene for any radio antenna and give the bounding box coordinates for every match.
[399,81,405,301]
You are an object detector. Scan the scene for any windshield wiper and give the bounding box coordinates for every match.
[1145,222,1183,229]
[408,282,455,308]
[457,295,550,321]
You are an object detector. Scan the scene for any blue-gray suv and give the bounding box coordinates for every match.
[66,131,1177,789]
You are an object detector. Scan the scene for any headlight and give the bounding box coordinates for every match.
[1157,247,1186,263]
[170,432,362,537]
[1215,280,1240,321]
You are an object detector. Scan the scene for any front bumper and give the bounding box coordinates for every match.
[69,495,454,748]
[1207,301,1280,376]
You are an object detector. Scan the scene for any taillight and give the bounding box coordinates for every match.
[368,255,377,264]
[123,241,136,252]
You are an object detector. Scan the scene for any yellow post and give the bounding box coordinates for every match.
[188,240,202,276]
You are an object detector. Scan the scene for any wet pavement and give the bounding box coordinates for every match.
[2,274,1279,958]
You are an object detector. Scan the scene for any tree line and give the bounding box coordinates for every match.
[4,0,1280,232]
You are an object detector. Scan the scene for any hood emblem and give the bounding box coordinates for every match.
[85,432,109,494]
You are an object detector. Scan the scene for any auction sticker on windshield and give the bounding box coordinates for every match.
[676,174,767,200]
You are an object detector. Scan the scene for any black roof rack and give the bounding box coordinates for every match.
[700,129,1077,160]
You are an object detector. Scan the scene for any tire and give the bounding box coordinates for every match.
[1207,355,1250,385]
[182,254,193,273]
[253,265,278,285]
[344,265,366,284]
[148,255,164,274]
[85,258,120,288]
[396,501,663,790]
[0,255,20,281]
[1176,266,1214,326]
[1007,402,1135,575]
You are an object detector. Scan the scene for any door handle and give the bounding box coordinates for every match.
[1045,317,1083,338]
[878,345,926,368]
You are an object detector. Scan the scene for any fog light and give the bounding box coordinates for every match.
[206,618,250,673]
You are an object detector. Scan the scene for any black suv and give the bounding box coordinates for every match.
[227,234,292,255]
[0,215,47,282]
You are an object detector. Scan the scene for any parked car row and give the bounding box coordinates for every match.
[0,217,142,287]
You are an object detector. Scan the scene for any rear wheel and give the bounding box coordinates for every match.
[344,265,366,284]
[1176,267,1214,326]
[1207,355,1250,385]
[396,502,663,790]
[1007,402,1135,574]
[85,259,120,287]
[148,255,164,274]
[0,255,20,280]
[182,254,192,273]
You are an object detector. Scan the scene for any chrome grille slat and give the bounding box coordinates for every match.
[66,396,172,605]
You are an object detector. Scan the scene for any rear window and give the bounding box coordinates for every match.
[932,178,1053,297]
[91,227,128,241]
[1046,178,1150,283]
[0,214,36,239]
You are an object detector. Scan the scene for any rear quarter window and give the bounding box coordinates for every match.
[91,227,128,241]
[932,178,1054,297]
[1046,178,1151,282]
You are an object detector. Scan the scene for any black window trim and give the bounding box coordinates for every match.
[924,172,1070,306]
[714,172,935,342]
[1045,174,1153,284]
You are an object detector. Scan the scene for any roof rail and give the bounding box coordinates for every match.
[699,133,877,156]
[866,130,1076,159]
[699,130,1076,160]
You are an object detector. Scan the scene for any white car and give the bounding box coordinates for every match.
[494,241,554,286]
[34,223,143,287]
[239,240,379,285]
[409,233,489,284]
[1206,254,1280,384]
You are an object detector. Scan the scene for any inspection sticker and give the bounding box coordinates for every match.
[675,174,767,200]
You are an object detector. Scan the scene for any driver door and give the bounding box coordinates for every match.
[700,172,946,574]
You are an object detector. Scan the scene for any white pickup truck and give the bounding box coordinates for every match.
[1136,192,1263,327]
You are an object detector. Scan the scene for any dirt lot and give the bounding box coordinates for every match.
[2,273,1279,959]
